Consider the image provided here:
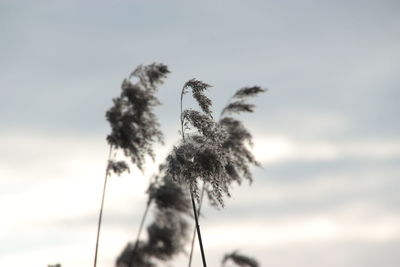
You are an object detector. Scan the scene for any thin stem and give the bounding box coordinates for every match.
[190,191,207,267]
[188,105,225,267]
[181,83,207,267]
[188,107,226,267]
[93,144,113,267]
[187,185,206,267]
[128,198,153,266]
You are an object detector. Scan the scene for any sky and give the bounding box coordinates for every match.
[1,0,400,266]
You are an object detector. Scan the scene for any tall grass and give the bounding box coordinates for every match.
[94,63,169,267]
[102,63,265,267]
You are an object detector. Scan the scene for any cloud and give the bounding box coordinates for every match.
[204,214,400,248]
[253,135,400,164]
[1,120,399,267]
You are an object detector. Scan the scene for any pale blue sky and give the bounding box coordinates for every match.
[1,1,400,267]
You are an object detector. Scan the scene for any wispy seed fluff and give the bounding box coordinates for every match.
[106,63,170,171]
[116,172,190,267]
[167,80,266,207]
[222,250,259,267]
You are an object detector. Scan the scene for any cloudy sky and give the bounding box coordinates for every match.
[1,1,399,266]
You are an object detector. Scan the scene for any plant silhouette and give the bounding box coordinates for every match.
[102,63,265,267]
[94,63,169,267]
[116,170,191,267]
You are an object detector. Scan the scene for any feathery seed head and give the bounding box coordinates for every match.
[149,177,191,214]
[146,210,189,260]
[233,86,266,99]
[107,160,130,176]
[116,241,155,267]
[106,63,168,171]
[183,79,213,116]
[222,250,259,267]
[170,81,265,207]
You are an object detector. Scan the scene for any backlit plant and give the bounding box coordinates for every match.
[97,63,265,267]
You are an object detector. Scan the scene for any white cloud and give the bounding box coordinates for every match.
[0,131,163,266]
[204,215,400,248]
[253,135,400,164]
[1,127,399,267]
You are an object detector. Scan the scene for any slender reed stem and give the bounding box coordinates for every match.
[128,198,153,266]
[190,191,207,267]
[187,185,206,267]
[93,144,113,267]
[181,84,207,267]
